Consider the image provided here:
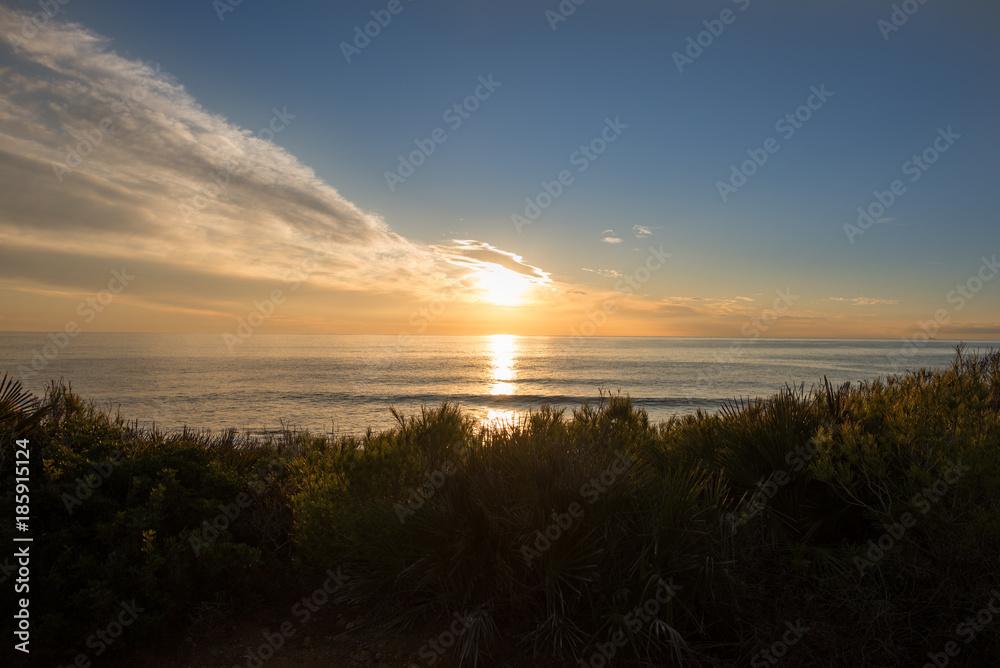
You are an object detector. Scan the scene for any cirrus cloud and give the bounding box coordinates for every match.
[827,297,900,306]
[0,7,549,330]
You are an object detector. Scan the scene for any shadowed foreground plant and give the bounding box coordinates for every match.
[4,347,999,666]
[0,372,50,439]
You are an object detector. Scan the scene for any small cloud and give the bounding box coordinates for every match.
[827,297,899,306]
[657,296,761,316]
[432,239,550,283]
[602,229,615,235]
[854,297,899,306]
[601,236,622,244]
[735,296,754,302]
[632,224,652,238]
[582,267,623,278]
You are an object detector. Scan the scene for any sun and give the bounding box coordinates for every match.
[476,267,534,306]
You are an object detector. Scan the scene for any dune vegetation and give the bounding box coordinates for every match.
[2,345,999,667]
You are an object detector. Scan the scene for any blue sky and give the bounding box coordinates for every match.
[0,0,998,337]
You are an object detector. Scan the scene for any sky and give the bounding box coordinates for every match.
[0,0,998,338]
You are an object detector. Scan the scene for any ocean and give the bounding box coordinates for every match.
[0,333,990,436]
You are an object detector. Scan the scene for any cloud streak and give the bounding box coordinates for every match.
[0,7,543,326]
[827,297,900,306]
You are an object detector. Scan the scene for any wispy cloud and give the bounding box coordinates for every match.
[827,297,899,306]
[632,224,652,238]
[657,296,761,316]
[581,267,623,279]
[0,8,543,323]
[431,240,550,282]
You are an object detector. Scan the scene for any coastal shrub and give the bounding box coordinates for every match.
[2,346,999,666]
[322,349,1000,666]
[0,381,294,664]
[334,397,727,665]
[287,403,471,565]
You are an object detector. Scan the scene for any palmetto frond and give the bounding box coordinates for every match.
[0,373,50,437]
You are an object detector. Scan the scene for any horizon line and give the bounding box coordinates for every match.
[0,331,997,342]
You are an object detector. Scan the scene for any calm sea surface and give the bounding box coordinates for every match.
[0,334,991,436]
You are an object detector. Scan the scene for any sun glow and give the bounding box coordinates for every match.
[475,267,535,306]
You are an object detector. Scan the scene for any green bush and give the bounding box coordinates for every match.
[1,382,295,664]
[3,346,999,666]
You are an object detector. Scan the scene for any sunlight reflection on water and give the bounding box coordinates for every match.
[482,334,521,429]
[488,334,517,396]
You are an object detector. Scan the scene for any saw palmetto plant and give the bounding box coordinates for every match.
[0,373,49,440]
